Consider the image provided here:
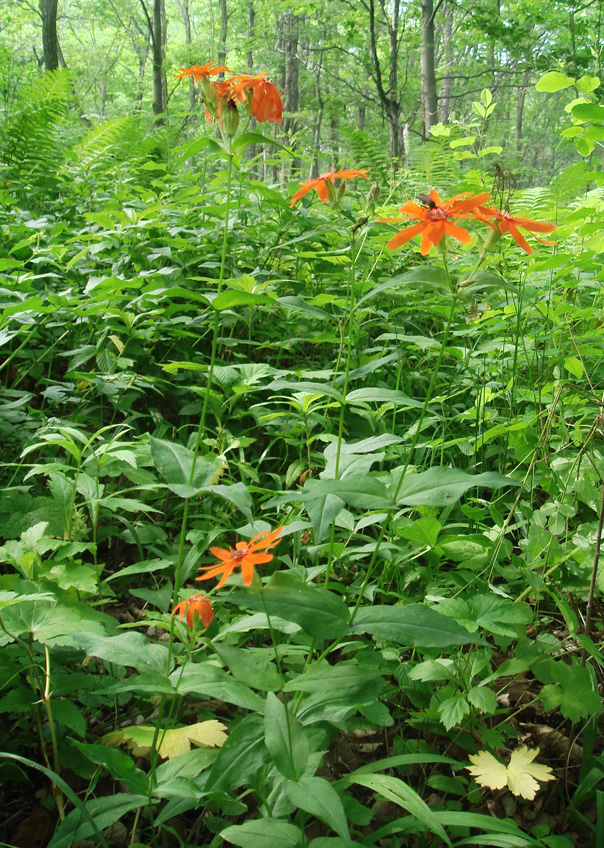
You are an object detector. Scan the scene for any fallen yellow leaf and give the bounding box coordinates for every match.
[104,720,227,760]
[466,745,554,800]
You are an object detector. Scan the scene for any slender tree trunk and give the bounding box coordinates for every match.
[282,10,299,141]
[516,67,531,152]
[175,0,195,109]
[39,0,60,71]
[421,0,438,137]
[247,1,255,70]
[367,0,401,163]
[439,0,453,124]
[311,60,324,178]
[150,0,165,122]
[218,0,228,68]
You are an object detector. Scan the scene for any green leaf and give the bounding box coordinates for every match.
[149,436,217,498]
[468,686,497,714]
[0,600,109,648]
[221,819,303,848]
[230,574,350,640]
[173,664,265,712]
[283,663,383,696]
[539,662,603,722]
[74,743,150,795]
[78,631,172,675]
[233,131,289,155]
[355,268,453,310]
[348,774,451,847]
[264,692,309,780]
[395,467,522,507]
[205,483,253,522]
[351,605,477,648]
[206,714,268,792]
[213,290,275,311]
[571,102,604,122]
[48,794,147,848]
[213,643,282,692]
[535,71,575,92]
[285,777,351,845]
[346,388,425,409]
[398,517,441,548]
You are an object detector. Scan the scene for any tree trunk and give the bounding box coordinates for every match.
[247,1,255,70]
[367,0,401,163]
[148,0,165,122]
[39,0,60,71]
[516,67,531,152]
[175,0,196,110]
[311,60,324,178]
[218,0,228,69]
[439,0,453,124]
[281,10,299,141]
[421,0,438,137]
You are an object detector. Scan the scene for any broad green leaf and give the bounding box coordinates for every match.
[346,388,424,409]
[535,71,575,92]
[230,574,350,640]
[213,643,282,692]
[398,517,441,547]
[539,662,603,722]
[351,604,476,648]
[206,714,268,792]
[348,774,451,846]
[221,819,303,848]
[395,467,522,507]
[74,743,150,795]
[48,794,147,848]
[283,663,383,696]
[355,267,453,309]
[233,131,289,155]
[213,290,275,311]
[264,692,309,780]
[285,777,351,844]
[172,664,265,712]
[78,631,172,675]
[0,600,109,648]
[571,102,604,122]
[149,436,217,498]
[205,483,253,521]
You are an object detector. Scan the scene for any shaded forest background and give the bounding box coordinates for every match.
[2,0,601,184]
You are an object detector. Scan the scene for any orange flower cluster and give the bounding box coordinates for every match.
[290,168,370,207]
[381,189,556,255]
[171,526,283,631]
[177,62,283,126]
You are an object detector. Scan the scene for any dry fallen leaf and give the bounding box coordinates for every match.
[104,719,227,759]
[466,745,555,801]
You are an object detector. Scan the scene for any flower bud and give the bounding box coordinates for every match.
[337,181,347,201]
[326,179,338,206]
[369,182,380,204]
[479,225,503,259]
[201,76,219,116]
[223,99,240,137]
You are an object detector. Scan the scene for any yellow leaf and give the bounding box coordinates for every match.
[466,746,555,801]
[103,720,227,760]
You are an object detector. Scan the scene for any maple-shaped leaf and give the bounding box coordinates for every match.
[466,746,555,800]
[104,720,227,760]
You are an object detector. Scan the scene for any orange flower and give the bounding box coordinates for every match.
[176,62,230,82]
[382,189,490,255]
[228,74,283,123]
[196,526,284,590]
[290,169,370,207]
[476,206,557,254]
[172,593,214,629]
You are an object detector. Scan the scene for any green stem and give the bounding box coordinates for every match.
[325,232,357,586]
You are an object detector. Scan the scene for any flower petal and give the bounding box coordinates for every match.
[386,221,426,251]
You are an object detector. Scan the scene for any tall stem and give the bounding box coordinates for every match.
[169,145,234,616]
[325,232,357,586]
